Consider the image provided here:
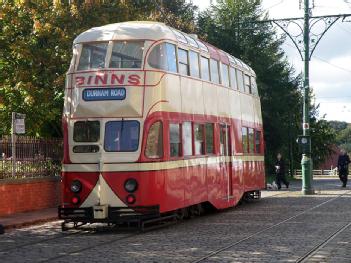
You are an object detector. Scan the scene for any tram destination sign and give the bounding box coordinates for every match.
[83,88,126,101]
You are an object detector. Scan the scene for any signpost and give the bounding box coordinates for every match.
[11,112,25,177]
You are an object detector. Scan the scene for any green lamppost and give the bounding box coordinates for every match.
[264,0,351,194]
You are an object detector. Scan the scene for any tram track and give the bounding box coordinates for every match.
[191,189,351,263]
[39,231,141,262]
[296,221,351,263]
[0,227,93,254]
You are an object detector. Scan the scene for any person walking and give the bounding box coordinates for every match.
[275,153,289,190]
[337,149,351,187]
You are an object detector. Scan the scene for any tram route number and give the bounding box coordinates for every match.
[83,88,126,101]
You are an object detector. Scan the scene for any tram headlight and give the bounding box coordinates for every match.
[124,178,138,193]
[70,180,82,193]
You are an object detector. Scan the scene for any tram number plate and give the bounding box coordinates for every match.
[83,88,126,101]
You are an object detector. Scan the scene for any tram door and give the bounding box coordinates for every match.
[220,124,233,200]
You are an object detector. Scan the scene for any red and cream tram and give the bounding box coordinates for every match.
[59,21,265,227]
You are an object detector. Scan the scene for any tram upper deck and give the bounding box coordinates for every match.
[63,21,262,164]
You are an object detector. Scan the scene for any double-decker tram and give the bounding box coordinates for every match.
[59,21,265,229]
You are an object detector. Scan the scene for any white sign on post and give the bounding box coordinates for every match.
[14,113,25,134]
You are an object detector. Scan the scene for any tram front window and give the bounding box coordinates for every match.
[73,121,100,142]
[77,42,108,70]
[109,41,144,68]
[104,121,140,152]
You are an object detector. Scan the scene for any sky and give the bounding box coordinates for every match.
[190,0,351,123]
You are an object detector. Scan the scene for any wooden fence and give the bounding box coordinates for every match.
[0,136,63,179]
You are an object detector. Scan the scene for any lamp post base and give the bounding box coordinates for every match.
[301,188,315,195]
[301,154,314,195]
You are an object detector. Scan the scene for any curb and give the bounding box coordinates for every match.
[2,216,58,231]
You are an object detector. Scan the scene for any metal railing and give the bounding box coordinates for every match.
[294,168,341,177]
[0,136,63,180]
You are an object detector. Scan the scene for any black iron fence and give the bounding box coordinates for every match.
[0,136,63,179]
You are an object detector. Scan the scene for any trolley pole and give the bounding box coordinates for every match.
[301,0,314,195]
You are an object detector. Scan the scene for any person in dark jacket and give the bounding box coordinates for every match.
[275,153,289,190]
[338,149,351,187]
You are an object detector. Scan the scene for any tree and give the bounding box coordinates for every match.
[0,0,197,137]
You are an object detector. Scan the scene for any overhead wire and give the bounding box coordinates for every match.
[265,0,285,10]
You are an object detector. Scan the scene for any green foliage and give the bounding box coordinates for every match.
[0,0,197,137]
[330,121,351,153]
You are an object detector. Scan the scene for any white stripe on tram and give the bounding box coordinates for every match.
[62,155,264,172]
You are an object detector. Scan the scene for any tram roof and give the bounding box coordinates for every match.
[74,21,255,75]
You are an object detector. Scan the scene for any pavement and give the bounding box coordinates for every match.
[0,178,351,263]
[0,207,57,231]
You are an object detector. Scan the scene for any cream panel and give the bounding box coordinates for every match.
[202,81,218,116]
[163,75,182,113]
[253,98,263,125]
[240,94,255,123]
[144,74,182,116]
[80,174,127,207]
[217,87,230,118]
[99,174,127,207]
[143,73,164,116]
[71,86,143,118]
[63,155,265,172]
[70,71,144,118]
[180,77,204,115]
[228,90,242,120]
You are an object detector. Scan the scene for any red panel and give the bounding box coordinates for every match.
[61,172,99,208]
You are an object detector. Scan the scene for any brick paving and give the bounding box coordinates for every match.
[0,179,350,263]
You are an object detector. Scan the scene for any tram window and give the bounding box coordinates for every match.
[248,128,255,153]
[77,42,108,70]
[244,74,252,94]
[145,121,163,158]
[194,124,204,155]
[200,56,210,81]
[104,121,140,152]
[148,43,177,72]
[73,145,99,153]
[178,48,190,76]
[221,63,230,87]
[251,77,259,96]
[109,41,144,68]
[229,67,237,90]
[219,125,227,156]
[242,127,248,153]
[182,122,193,156]
[73,121,100,142]
[189,51,200,78]
[237,70,245,92]
[210,59,220,84]
[205,123,214,154]
[170,123,181,157]
[255,130,261,153]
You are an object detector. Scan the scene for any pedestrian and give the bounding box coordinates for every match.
[275,153,289,190]
[337,149,351,187]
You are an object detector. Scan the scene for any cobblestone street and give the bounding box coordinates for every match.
[1,179,351,263]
